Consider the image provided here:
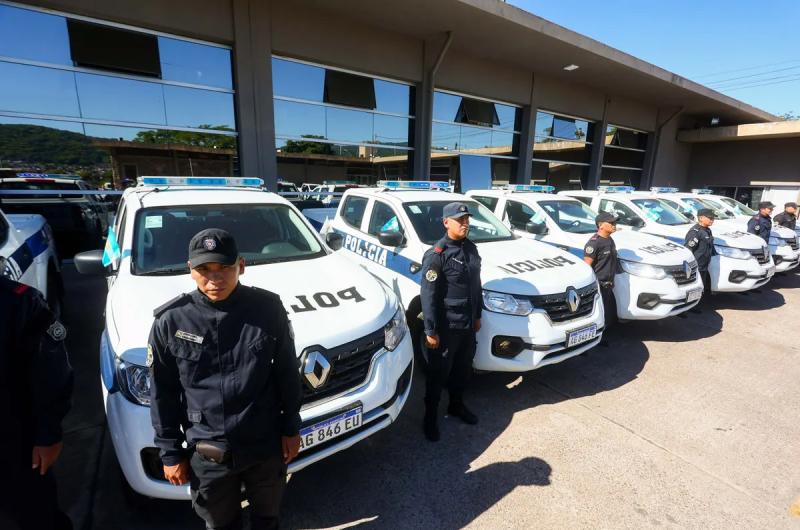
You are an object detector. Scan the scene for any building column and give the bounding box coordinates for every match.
[232,0,277,189]
[639,131,657,189]
[587,97,610,189]
[513,72,537,185]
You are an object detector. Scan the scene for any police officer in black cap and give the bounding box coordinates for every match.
[747,201,774,243]
[149,228,302,530]
[584,211,621,333]
[685,208,717,310]
[420,202,482,442]
[773,202,797,230]
[0,272,73,530]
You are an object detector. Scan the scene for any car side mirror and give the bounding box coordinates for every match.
[325,232,343,251]
[525,221,548,235]
[74,249,108,276]
[631,218,646,228]
[378,230,404,247]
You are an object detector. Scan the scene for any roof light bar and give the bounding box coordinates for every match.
[691,188,713,194]
[377,180,450,190]
[650,187,679,193]
[598,185,635,193]
[138,176,264,187]
[504,184,555,193]
[16,173,80,179]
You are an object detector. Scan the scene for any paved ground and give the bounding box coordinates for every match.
[54,265,800,529]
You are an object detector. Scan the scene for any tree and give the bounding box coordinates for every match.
[132,125,236,149]
[281,135,334,155]
[779,111,798,121]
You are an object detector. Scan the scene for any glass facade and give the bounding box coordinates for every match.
[532,110,593,190]
[601,124,649,188]
[272,57,414,185]
[0,4,237,186]
[431,90,520,190]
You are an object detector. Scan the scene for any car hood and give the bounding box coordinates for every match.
[5,213,47,244]
[476,238,595,296]
[544,229,696,266]
[641,223,765,251]
[107,252,396,363]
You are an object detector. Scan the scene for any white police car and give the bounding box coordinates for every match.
[467,186,703,320]
[73,176,413,500]
[561,187,775,292]
[324,181,604,373]
[686,190,800,272]
[0,207,62,313]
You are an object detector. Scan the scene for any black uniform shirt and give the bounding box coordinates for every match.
[684,223,716,272]
[773,211,797,230]
[747,214,772,243]
[0,278,73,459]
[149,284,302,466]
[584,234,619,284]
[420,235,482,337]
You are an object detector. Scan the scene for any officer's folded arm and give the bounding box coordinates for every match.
[274,308,303,465]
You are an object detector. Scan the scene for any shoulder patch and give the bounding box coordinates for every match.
[46,321,67,341]
[433,246,444,254]
[14,284,30,295]
[153,293,190,318]
[425,269,438,282]
[585,245,594,254]
[146,344,154,368]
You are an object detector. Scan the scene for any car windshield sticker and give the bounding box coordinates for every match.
[498,255,576,274]
[145,215,163,229]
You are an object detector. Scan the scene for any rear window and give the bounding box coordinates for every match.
[0,180,81,199]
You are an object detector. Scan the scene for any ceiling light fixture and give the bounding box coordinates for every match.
[563,64,579,71]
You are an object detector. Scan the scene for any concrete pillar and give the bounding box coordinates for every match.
[412,33,452,180]
[587,97,610,189]
[639,131,657,189]
[513,72,536,185]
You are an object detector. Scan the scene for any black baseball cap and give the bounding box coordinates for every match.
[785,202,797,208]
[595,211,619,224]
[758,201,775,209]
[188,228,239,268]
[443,202,472,219]
[697,208,715,219]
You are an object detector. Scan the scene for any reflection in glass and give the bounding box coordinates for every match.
[495,104,518,131]
[534,136,591,164]
[272,58,324,101]
[326,107,372,144]
[535,111,593,141]
[600,167,642,188]
[433,91,461,122]
[0,116,84,133]
[431,122,461,151]
[0,118,102,173]
[85,124,237,149]
[0,62,80,116]
[606,125,647,150]
[532,160,588,190]
[76,73,166,125]
[274,99,325,139]
[0,5,71,65]
[458,126,492,151]
[490,130,515,151]
[373,114,410,147]
[158,37,232,89]
[459,155,492,192]
[163,85,235,130]
[602,147,645,169]
[374,80,411,115]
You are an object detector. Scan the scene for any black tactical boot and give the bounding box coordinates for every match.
[423,402,440,442]
[447,401,478,425]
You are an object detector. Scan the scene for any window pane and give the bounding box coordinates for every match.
[368,201,402,236]
[431,122,460,151]
[164,85,235,130]
[272,58,324,101]
[606,125,648,150]
[459,155,491,192]
[603,147,645,169]
[532,160,588,190]
[326,107,372,144]
[324,70,375,110]
[490,130,515,150]
[341,196,368,228]
[0,118,105,173]
[535,111,554,137]
[534,136,591,164]
[600,167,642,188]
[373,114,409,147]
[86,124,236,148]
[0,62,80,117]
[273,99,325,139]
[158,37,232,89]
[374,80,411,115]
[495,104,518,131]
[0,5,71,65]
[76,73,166,125]
[432,91,461,122]
[458,126,492,151]
[68,20,160,77]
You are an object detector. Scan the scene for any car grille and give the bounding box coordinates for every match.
[664,262,698,285]
[749,248,770,264]
[301,327,385,404]
[527,283,598,323]
[783,237,798,250]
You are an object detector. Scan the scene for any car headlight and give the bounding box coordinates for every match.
[482,290,533,316]
[769,236,786,247]
[384,305,407,351]
[117,360,151,406]
[714,245,752,260]
[619,260,667,280]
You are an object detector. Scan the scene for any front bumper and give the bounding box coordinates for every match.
[104,332,414,500]
[613,272,703,320]
[472,291,604,372]
[709,255,774,292]
[771,246,800,272]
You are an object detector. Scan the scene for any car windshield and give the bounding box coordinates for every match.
[720,197,757,216]
[278,183,298,193]
[696,198,735,219]
[132,203,325,275]
[631,198,690,225]
[402,200,514,244]
[538,200,598,234]
[678,197,734,220]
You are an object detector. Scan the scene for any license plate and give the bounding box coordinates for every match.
[686,288,702,303]
[299,406,362,452]
[567,324,597,347]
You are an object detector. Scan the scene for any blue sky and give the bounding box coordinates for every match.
[508,0,800,117]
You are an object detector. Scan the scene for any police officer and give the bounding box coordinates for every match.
[684,208,716,310]
[773,202,797,230]
[0,273,73,530]
[583,211,621,332]
[420,202,482,442]
[149,229,302,530]
[747,201,774,243]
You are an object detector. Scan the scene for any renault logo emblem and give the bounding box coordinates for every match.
[566,288,580,313]
[683,261,692,280]
[303,351,331,389]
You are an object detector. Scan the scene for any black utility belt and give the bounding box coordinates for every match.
[195,440,230,464]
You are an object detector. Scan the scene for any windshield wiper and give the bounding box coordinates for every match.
[138,267,188,276]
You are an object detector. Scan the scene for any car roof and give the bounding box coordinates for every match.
[473,190,571,202]
[346,188,462,205]
[0,177,83,185]
[123,186,291,209]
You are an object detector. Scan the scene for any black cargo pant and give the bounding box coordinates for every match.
[189,451,286,530]
[599,281,617,328]
[0,456,72,530]
[424,329,476,408]
[699,269,712,298]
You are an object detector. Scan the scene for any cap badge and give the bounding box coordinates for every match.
[203,238,217,250]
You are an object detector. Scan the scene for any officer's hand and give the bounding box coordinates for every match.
[474,319,482,332]
[31,442,62,476]
[163,460,190,485]
[282,435,301,464]
[425,334,440,349]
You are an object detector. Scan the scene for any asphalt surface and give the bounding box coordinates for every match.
[54,265,800,529]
